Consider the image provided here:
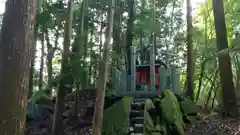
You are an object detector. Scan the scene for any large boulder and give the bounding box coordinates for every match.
[144,99,168,135]
[27,90,54,122]
[145,90,199,135]
[180,98,200,124]
[161,90,185,135]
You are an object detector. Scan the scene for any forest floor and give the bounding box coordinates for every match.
[26,89,240,135]
[185,113,240,135]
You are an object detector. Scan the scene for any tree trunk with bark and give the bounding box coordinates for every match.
[186,0,194,100]
[0,0,37,134]
[45,28,59,96]
[92,0,115,134]
[39,33,45,90]
[29,22,38,98]
[52,0,74,135]
[113,0,122,68]
[125,0,134,91]
[212,0,238,117]
[82,15,89,88]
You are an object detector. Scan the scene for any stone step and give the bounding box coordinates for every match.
[134,124,144,128]
[132,99,146,103]
[130,133,143,135]
[130,117,144,125]
[131,102,145,110]
[130,110,144,118]
[130,122,144,128]
[128,130,143,135]
[129,98,145,134]
[133,125,144,133]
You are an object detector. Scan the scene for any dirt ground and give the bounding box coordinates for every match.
[185,113,240,135]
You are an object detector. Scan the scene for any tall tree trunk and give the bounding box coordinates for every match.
[92,0,115,134]
[82,15,89,88]
[68,0,86,93]
[125,0,134,90]
[52,0,74,135]
[71,0,88,120]
[39,33,45,90]
[139,34,144,63]
[45,29,52,95]
[212,0,238,117]
[113,0,122,68]
[99,10,104,56]
[45,28,59,96]
[234,55,240,92]
[97,9,104,85]
[0,0,37,134]
[186,0,194,100]
[29,23,38,98]
[88,29,94,86]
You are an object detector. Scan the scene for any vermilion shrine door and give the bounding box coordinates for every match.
[136,64,161,91]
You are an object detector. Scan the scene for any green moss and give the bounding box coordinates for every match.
[161,90,185,135]
[180,99,199,115]
[144,99,156,134]
[102,96,132,135]
[180,99,200,123]
[144,99,167,135]
[102,90,199,135]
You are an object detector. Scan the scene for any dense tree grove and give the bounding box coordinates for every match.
[1,0,240,134]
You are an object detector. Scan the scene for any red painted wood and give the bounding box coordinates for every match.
[136,65,161,91]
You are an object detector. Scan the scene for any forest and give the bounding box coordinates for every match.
[0,0,240,135]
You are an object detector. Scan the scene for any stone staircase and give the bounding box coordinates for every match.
[129,98,146,135]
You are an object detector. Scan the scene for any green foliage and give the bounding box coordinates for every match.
[192,0,240,109]
[32,0,188,91]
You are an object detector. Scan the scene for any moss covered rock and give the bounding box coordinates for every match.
[102,96,132,135]
[180,99,199,115]
[144,90,200,135]
[180,98,200,123]
[101,90,199,135]
[144,99,167,135]
[161,90,185,135]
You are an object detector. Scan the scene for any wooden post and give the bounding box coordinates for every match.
[176,68,180,94]
[131,46,136,92]
[171,66,176,93]
[166,69,171,90]
[116,69,121,95]
[112,67,117,94]
[171,66,180,94]
[150,44,156,91]
[159,66,166,92]
[120,69,127,95]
